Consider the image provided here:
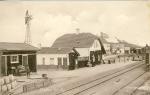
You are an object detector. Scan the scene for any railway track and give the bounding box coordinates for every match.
[56,62,145,95]
[112,71,146,95]
[129,76,149,95]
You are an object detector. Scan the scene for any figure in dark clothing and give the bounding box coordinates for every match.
[26,66,30,78]
[118,55,120,62]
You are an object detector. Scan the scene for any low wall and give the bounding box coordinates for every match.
[0,75,17,95]
[23,79,52,93]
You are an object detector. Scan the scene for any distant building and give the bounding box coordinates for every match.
[37,33,106,70]
[101,35,142,55]
[100,34,125,55]
[111,43,125,54]
[0,42,38,76]
[118,41,142,54]
[37,47,79,70]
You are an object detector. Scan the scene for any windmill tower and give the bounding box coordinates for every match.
[25,10,32,44]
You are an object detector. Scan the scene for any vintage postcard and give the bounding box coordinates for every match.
[0,0,150,95]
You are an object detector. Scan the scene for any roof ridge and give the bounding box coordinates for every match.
[42,47,73,49]
[0,42,25,44]
[0,42,38,51]
[52,33,100,48]
[38,47,75,54]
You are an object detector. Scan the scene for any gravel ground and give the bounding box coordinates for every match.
[36,60,135,79]
[19,60,138,95]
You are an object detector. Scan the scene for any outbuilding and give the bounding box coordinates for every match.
[37,47,79,70]
[0,42,38,77]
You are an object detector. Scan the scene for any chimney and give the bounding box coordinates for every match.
[76,28,80,34]
[38,43,42,49]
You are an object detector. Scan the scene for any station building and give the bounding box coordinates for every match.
[37,33,106,70]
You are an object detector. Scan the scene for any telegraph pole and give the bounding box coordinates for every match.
[25,10,32,45]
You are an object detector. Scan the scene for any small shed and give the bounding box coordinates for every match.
[0,42,38,76]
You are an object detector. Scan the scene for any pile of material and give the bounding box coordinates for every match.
[0,75,17,95]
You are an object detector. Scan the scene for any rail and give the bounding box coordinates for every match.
[56,62,144,95]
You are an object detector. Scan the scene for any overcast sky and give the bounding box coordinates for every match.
[0,1,150,47]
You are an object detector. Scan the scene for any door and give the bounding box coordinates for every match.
[63,57,67,69]
[1,56,7,76]
[22,55,28,66]
[69,53,76,70]
[7,56,11,75]
[28,55,37,72]
[57,57,62,69]
[90,51,95,66]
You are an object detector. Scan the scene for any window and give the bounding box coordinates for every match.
[11,55,19,63]
[63,58,67,66]
[42,57,45,65]
[50,58,54,65]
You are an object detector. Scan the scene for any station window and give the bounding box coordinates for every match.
[42,57,45,65]
[63,58,67,66]
[50,58,54,65]
[11,55,19,63]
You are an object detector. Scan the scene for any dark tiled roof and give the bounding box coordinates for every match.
[0,42,38,51]
[52,33,104,48]
[38,47,75,54]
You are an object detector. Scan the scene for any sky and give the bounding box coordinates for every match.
[0,1,150,47]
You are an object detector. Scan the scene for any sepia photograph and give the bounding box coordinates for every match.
[0,0,150,95]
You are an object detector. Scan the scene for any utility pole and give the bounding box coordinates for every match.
[25,10,32,45]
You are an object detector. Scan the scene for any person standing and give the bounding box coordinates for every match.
[26,66,30,78]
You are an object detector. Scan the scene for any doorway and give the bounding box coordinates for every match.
[1,56,7,76]
[22,55,28,66]
[57,57,62,69]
